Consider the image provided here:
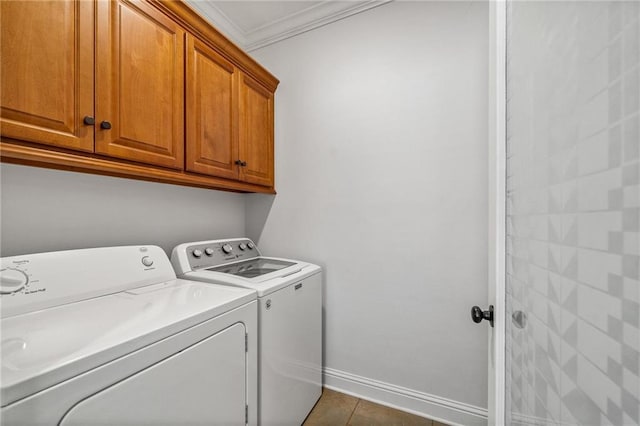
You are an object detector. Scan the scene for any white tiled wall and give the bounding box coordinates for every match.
[506,1,640,425]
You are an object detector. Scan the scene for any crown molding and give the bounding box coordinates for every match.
[184,1,393,52]
[185,1,247,47]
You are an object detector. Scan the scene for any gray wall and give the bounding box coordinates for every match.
[0,164,245,257]
[247,2,490,424]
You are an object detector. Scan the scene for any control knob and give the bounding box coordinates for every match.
[247,242,255,250]
[192,249,203,258]
[239,243,247,251]
[0,268,28,294]
[205,248,214,256]
[222,244,233,254]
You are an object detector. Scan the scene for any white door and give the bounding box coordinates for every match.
[494,1,640,425]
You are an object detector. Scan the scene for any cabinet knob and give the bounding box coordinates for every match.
[83,116,95,125]
[235,160,247,166]
[240,161,247,167]
[100,121,112,130]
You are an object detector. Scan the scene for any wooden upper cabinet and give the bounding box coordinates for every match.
[186,39,275,188]
[95,0,185,169]
[238,74,274,187]
[1,0,278,193]
[186,35,238,180]
[0,0,95,152]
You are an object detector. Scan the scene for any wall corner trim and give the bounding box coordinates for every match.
[323,367,488,426]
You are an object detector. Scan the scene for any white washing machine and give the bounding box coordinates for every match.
[1,245,258,425]
[171,238,322,426]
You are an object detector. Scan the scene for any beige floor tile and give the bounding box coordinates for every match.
[303,388,359,426]
[403,411,436,426]
[347,399,432,426]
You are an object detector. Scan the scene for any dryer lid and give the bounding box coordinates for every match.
[1,279,256,407]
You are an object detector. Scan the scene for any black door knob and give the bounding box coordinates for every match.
[471,305,494,327]
[83,116,95,125]
[100,121,112,130]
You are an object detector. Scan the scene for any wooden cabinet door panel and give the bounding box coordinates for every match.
[186,36,238,179]
[96,0,184,169]
[238,74,274,187]
[0,0,94,152]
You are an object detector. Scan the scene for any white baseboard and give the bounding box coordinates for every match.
[323,367,488,426]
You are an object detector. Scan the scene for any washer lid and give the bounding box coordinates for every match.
[205,258,297,279]
[1,279,256,407]
[185,259,322,297]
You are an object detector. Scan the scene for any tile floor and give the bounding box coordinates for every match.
[303,388,450,426]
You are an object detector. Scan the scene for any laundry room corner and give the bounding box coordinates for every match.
[245,192,276,248]
[245,1,490,425]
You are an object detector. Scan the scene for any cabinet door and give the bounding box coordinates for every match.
[95,0,184,169]
[186,36,238,179]
[238,74,274,187]
[0,0,94,152]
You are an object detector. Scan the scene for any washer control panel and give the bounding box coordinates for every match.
[186,239,260,270]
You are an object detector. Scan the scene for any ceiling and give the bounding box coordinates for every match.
[184,1,391,51]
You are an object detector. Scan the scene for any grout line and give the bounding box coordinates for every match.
[345,398,361,426]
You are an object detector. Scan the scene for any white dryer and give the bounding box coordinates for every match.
[171,238,322,426]
[1,245,258,425]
